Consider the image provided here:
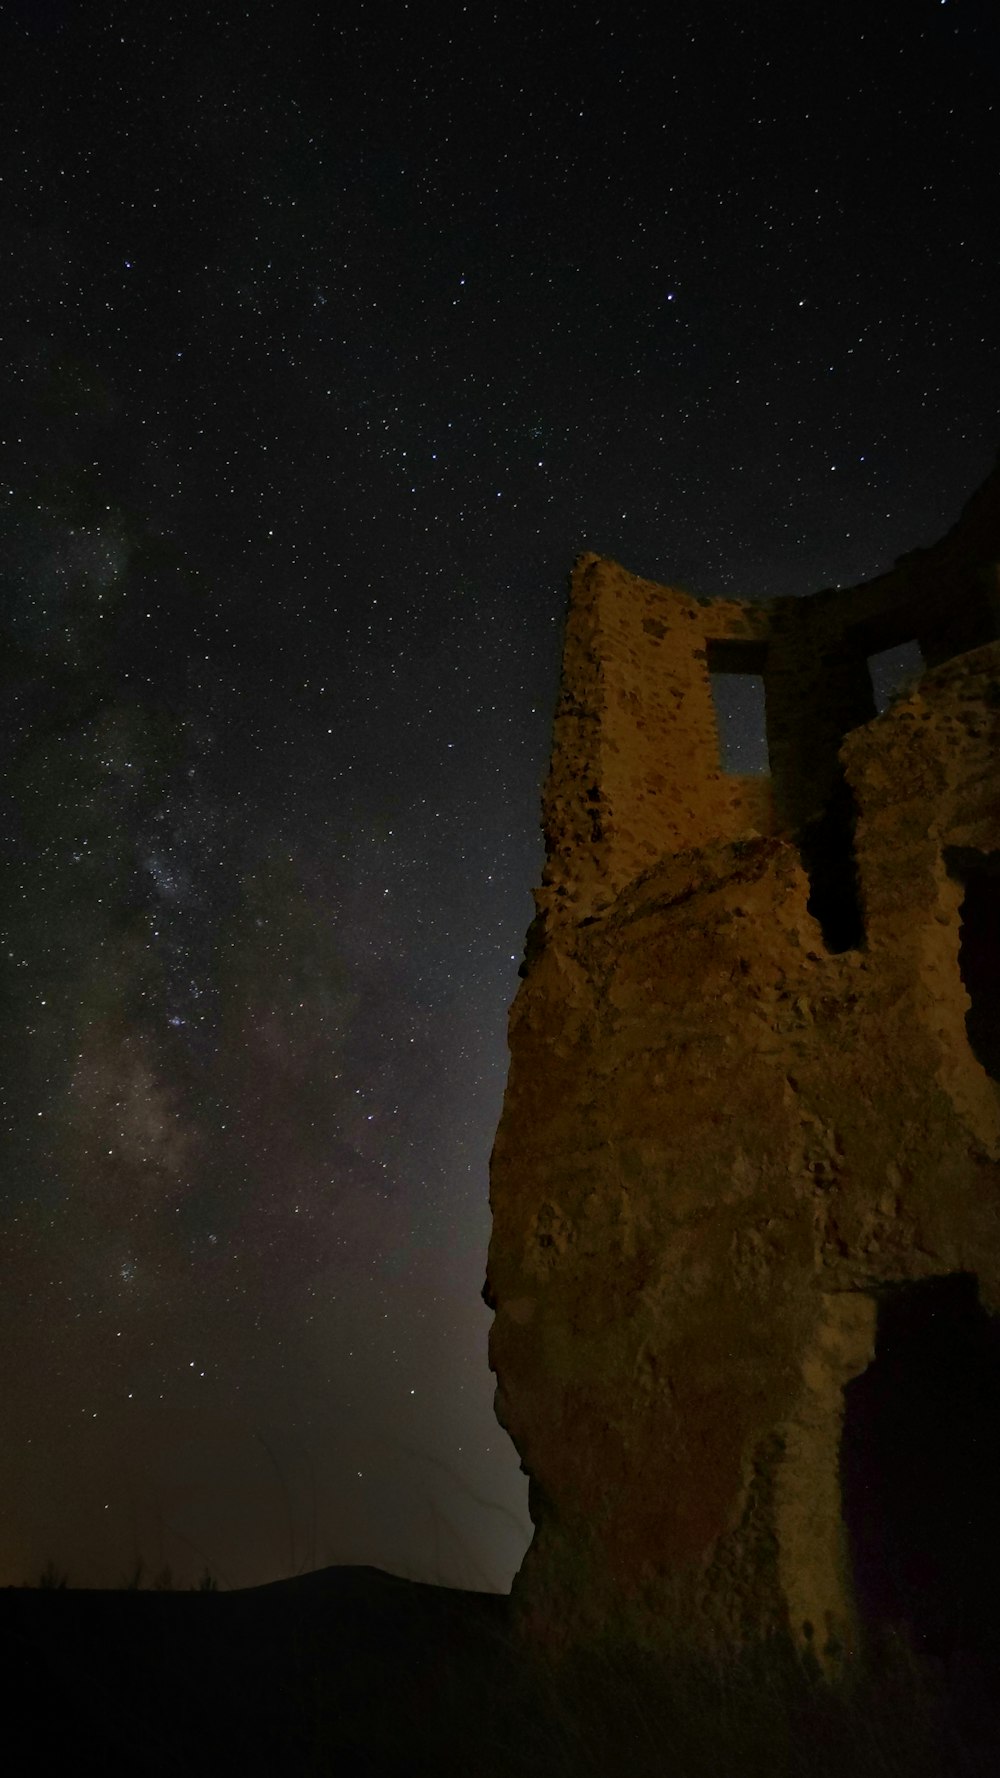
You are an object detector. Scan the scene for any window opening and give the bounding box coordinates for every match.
[866,639,924,716]
[945,849,1000,1082]
[841,1274,1000,1664]
[706,640,770,776]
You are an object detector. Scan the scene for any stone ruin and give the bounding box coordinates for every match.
[484,457,1000,1675]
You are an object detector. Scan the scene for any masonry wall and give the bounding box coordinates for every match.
[485,457,1000,1674]
[536,557,774,928]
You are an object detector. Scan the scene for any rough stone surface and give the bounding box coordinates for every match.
[485,458,1000,1673]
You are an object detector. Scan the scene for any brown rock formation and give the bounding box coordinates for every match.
[485,458,1000,1674]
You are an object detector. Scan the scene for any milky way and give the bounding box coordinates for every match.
[0,0,997,1591]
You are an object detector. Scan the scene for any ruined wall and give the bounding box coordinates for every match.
[536,559,774,927]
[485,458,1000,1673]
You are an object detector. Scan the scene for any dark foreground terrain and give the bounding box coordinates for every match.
[4,1565,1000,1777]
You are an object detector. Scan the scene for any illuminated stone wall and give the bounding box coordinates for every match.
[486,458,1000,1672]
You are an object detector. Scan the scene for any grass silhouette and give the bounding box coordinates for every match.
[11,1527,1000,1775]
[10,1440,1000,1776]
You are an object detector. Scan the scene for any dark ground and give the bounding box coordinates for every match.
[2,1565,523,1776]
[5,1564,1000,1777]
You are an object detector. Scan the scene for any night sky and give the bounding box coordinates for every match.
[1,0,997,1594]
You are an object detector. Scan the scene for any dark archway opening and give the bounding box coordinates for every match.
[841,1273,1000,1665]
[798,768,865,953]
[945,848,1000,1082]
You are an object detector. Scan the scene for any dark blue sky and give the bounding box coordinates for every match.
[0,0,997,1591]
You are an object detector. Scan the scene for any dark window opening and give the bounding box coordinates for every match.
[866,639,924,716]
[706,640,770,776]
[798,769,865,952]
[841,1273,1000,1665]
[945,848,1000,1082]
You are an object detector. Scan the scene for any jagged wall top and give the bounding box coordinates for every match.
[538,456,1000,927]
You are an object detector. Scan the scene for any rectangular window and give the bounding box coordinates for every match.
[706,640,770,775]
[867,639,924,716]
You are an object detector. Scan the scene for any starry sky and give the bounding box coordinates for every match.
[0,0,997,1594]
